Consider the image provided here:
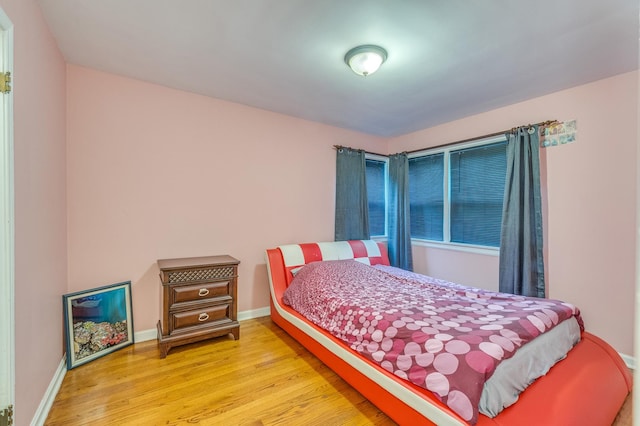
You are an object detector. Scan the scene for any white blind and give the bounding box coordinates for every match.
[408,153,444,241]
[449,141,507,247]
[365,158,387,237]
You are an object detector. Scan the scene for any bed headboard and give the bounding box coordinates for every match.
[277,240,390,285]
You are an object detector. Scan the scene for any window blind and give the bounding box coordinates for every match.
[449,141,506,247]
[408,153,444,241]
[365,159,386,237]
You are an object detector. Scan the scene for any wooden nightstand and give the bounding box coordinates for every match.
[156,255,240,358]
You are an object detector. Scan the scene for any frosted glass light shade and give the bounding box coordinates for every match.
[344,45,388,76]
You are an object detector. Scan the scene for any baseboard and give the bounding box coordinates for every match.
[30,357,66,426]
[134,328,158,343]
[238,306,270,321]
[619,352,635,370]
[134,306,272,343]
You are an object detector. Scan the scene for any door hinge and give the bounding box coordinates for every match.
[0,72,11,94]
[0,405,13,426]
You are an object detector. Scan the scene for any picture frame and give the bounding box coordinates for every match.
[63,281,134,369]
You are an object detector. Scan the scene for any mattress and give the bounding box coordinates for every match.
[479,315,580,416]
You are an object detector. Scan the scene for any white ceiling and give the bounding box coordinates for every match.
[37,0,639,137]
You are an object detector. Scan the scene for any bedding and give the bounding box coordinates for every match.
[282,259,583,424]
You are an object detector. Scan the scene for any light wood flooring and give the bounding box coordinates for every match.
[46,316,632,425]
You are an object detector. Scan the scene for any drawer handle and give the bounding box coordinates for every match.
[198,288,210,297]
[198,313,209,322]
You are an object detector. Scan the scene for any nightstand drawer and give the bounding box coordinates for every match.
[172,280,230,305]
[171,303,232,332]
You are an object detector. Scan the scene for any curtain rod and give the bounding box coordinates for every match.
[404,119,558,154]
[333,145,386,157]
[334,119,557,158]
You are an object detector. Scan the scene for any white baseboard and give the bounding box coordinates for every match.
[619,352,635,370]
[134,306,272,343]
[134,328,158,343]
[238,306,270,321]
[30,357,66,426]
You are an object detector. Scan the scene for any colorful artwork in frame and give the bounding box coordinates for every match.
[63,281,134,369]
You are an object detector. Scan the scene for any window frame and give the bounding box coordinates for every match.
[365,153,389,239]
[408,134,507,256]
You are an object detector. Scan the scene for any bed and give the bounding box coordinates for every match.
[265,239,632,425]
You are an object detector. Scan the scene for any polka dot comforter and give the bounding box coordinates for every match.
[282,259,583,425]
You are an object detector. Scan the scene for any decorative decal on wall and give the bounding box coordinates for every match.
[540,120,577,147]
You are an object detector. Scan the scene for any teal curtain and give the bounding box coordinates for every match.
[388,153,413,271]
[499,126,545,297]
[335,147,370,241]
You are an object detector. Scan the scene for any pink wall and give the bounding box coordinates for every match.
[412,246,499,290]
[66,65,387,332]
[0,0,67,424]
[390,71,638,355]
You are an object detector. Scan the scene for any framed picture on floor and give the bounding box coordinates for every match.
[63,280,134,369]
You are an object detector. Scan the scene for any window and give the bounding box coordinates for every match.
[408,136,507,248]
[365,157,387,237]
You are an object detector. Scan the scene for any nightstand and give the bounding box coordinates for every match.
[156,255,240,358]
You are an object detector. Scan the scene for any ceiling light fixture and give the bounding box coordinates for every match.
[344,45,387,77]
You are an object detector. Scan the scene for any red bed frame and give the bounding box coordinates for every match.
[265,240,632,425]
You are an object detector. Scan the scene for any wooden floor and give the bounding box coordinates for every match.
[46,316,632,426]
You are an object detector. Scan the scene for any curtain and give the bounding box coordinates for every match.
[335,147,370,241]
[388,153,413,271]
[499,126,545,297]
